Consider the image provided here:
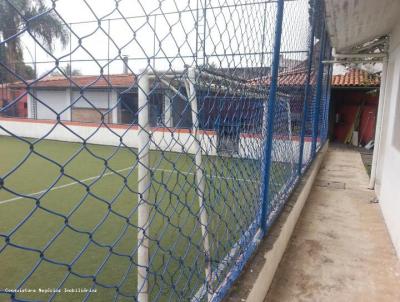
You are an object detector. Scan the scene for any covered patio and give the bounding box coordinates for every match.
[266,145,400,301]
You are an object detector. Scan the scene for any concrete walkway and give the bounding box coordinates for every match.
[265,146,400,302]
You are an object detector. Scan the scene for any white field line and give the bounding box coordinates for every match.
[0,167,133,205]
[0,167,257,205]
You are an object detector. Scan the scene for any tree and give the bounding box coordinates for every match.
[0,0,69,82]
[51,63,82,77]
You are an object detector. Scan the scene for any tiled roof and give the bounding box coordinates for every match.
[12,74,136,89]
[332,69,380,87]
[253,68,380,88]
[250,68,317,87]
[10,68,380,90]
[277,68,317,86]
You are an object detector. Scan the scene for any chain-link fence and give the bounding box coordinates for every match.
[0,0,331,301]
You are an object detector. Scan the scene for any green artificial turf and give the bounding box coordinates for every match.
[0,135,267,302]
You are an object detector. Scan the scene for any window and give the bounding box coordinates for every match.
[119,92,138,125]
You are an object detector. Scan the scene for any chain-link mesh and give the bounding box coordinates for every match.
[0,0,331,301]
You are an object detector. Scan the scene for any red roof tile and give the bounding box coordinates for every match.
[11,68,380,90]
[332,69,380,87]
[253,68,380,88]
[278,68,317,86]
[250,68,317,87]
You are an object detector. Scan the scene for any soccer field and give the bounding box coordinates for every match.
[0,135,266,301]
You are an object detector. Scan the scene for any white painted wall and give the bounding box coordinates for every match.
[374,21,400,257]
[0,119,308,163]
[27,93,34,119]
[0,119,218,156]
[27,89,121,123]
[111,90,119,123]
[71,89,113,109]
[34,89,71,121]
[239,135,312,162]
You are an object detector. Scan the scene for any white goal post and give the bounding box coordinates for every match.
[136,68,294,302]
[137,70,151,302]
[136,68,213,302]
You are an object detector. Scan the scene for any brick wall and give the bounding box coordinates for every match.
[71,108,114,123]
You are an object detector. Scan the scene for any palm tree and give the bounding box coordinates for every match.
[0,0,69,82]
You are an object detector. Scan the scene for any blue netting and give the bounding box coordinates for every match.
[0,0,331,301]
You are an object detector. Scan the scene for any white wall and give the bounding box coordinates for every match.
[27,93,33,119]
[34,89,71,121]
[0,118,308,164]
[239,135,312,162]
[71,89,113,109]
[0,119,217,156]
[375,21,400,257]
[28,89,120,123]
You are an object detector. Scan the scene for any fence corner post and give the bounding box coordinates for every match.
[298,0,317,175]
[259,0,285,235]
[311,22,327,158]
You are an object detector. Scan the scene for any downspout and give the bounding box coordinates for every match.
[369,56,389,190]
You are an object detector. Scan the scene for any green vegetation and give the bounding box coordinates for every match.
[0,0,68,82]
[0,135,264,301]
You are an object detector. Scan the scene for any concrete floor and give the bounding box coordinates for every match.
[266,146,400,302]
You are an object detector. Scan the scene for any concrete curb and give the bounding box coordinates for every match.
[225,142,329,302]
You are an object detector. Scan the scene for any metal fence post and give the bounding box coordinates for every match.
[137,71,151,302]
[320,46,329,143]
[322,54,332,142]
[202,0,208,66]
[259,0,285,234]
[260,1,268,70]
[311,23,327,157]
[298,0,317,175]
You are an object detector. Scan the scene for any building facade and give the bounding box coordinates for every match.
[331,69,380,145]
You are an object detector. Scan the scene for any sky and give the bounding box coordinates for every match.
[20,0,310,78]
